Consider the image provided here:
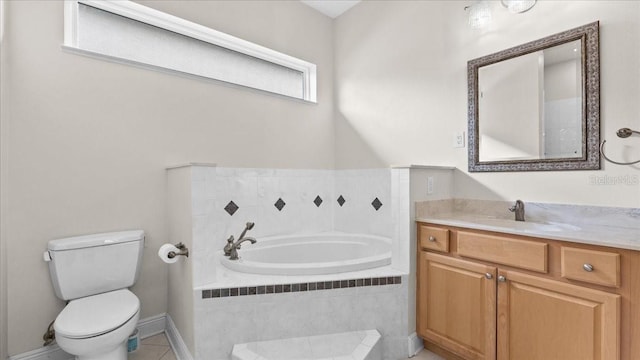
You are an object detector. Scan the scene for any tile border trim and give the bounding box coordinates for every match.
[201,276,402,299]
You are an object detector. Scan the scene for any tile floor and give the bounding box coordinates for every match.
[128,333,442,360]
[129,333,176,360]
[413,349,445,360]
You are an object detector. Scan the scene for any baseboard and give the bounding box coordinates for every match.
[7,344,71,360]
[408,332,424,358]
[138,312,168,339]
[165,314,194,360]
[8,314,170,360]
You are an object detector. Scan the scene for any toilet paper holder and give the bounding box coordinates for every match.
[168,243,189,258]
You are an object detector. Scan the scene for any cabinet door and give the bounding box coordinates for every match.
[418,252,497,360]
[497,270,620,360]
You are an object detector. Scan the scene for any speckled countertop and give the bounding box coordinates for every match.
[416,199,640,251]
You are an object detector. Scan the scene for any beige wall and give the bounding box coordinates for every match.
[334,0,640,207]
[166,167,195,355]
[2,0,333,356]
[1,0,7,357]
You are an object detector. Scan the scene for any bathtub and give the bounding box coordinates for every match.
[220,233,392,275]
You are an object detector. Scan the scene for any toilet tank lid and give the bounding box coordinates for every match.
[48,230,145,251]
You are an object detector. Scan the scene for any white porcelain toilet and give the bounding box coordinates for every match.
[45,230,145,360]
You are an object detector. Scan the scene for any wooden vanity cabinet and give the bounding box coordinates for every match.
[416,223,638,360]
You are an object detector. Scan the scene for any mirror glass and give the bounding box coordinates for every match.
[478,40,582,162]
[468,22,600,172]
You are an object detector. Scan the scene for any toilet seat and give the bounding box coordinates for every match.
[54,289,140,339]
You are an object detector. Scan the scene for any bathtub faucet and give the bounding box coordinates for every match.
[226,236,257,260]
[223,222,257,260]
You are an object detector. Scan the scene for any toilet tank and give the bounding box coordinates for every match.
[46,230,145,300]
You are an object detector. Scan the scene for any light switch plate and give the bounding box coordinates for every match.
[453,131,465,148]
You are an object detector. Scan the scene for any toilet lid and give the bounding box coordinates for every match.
[54,289,140,339]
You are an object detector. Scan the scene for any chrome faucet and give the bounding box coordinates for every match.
[223,222,257,260]
[509,200,525,222]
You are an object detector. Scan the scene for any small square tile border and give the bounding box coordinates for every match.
[201,276,402,299]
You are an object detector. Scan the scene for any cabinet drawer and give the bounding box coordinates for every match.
[457,231,548,273]
[419,225,450,253]
[561,247,620,287]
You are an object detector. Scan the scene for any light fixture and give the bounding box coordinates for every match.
[501,0,537,14]
[465,1,492,29]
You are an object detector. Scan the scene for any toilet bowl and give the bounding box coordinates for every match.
[54,289,140,360]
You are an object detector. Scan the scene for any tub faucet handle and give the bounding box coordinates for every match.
[223,236,235,257]
[225,222,257,260]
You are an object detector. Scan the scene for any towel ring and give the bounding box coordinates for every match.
[600,128,640,165]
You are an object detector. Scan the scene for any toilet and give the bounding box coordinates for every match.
[44,230,145,360]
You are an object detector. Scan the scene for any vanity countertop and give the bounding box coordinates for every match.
[417,213,640,251]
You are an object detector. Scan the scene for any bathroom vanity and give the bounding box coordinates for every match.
[416,221,640,360]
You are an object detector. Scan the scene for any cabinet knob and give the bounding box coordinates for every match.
[485,273,493,280]
[428,236,436,242]
[583,263,594,272]
[498,275,507,282]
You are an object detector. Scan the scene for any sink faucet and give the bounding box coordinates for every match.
[223,222,257,260]
[509,200,525,222]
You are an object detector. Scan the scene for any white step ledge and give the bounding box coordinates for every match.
[231,330,381,360]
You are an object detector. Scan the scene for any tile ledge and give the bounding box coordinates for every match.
[165,162,217,170]
[390,164,456,170]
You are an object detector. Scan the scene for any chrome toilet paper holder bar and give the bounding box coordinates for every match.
[168,243,189,258]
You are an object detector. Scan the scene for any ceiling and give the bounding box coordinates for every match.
[300,0,360,19]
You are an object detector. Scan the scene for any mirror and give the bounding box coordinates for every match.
[468,22,600,172]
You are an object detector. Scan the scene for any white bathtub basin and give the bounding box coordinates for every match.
[221,233,392,275]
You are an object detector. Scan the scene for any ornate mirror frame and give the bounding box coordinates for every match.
[468,21,600,172]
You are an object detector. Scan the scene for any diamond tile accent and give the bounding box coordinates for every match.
[337,195,346,207]
[224,201,239,216]
[313,195,323,207]
[274,198,286,211]
[371,197,383,211]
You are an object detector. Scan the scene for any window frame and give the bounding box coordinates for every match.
[63,0,317,103]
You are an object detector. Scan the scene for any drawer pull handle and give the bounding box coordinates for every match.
[583,263,594,272]
[498,275,507,282]
[428,236,436,242]
[485,273,493,280]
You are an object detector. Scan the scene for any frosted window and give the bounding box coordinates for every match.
[76,3,306,100]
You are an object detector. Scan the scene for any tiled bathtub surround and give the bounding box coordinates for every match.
[167,165,413,360]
